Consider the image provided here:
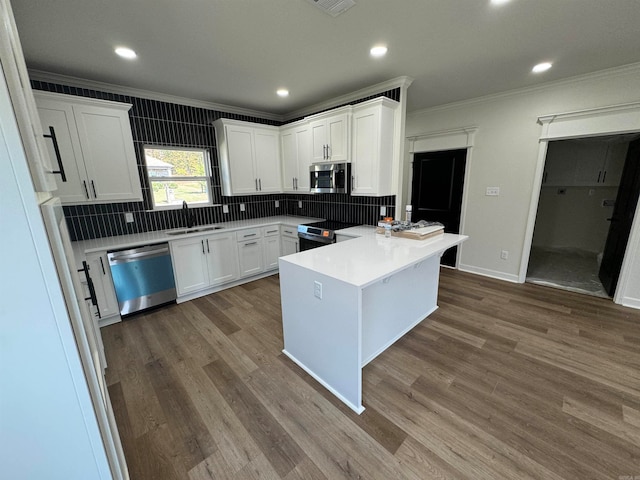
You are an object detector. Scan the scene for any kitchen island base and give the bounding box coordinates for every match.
[280,234,465,414]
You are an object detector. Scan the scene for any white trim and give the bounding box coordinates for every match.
[406,126,477,268]
[283,76,414,122]
[408,126,478,152]
[30,70,415,124]
[29,69,283,122]
[408,62,640,117]
[520,102,640,309]
[459,263,520,283]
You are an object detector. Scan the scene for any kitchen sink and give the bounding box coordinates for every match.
[166,225,224,236]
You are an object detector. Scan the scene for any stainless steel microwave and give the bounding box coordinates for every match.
[309,162,351,194]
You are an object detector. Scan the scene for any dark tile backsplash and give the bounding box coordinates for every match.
[32,80,397,241]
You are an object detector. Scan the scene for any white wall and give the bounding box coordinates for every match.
[532,186,618,253]
[406,64,640,302]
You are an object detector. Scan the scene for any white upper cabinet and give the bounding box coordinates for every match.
[281,121,311,193]
[544,139,628,187]
[214,119,281,196]
[351,97,398,196]
[308,107,351,162]
[34,92,142,204]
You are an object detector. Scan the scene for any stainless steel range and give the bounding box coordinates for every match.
[297,220,357,251]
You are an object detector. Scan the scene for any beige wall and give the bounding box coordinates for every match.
[405,64,640,307]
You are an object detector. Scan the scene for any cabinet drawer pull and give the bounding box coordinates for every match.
[243,233,256,238]
[284,230,293,234]
[83,180,90,199]
[267,230,278,234]
[91,180,97,198]
[244,241,258,246]
[43,126,67,182]
[78,261,101,319]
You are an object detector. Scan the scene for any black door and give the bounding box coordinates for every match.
[599,139,640,296]
[411,149,467,267]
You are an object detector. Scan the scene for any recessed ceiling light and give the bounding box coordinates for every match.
[276,89,289,97]
[370,45,388,58]
[532,62,552,73]
[490,0,511,5]
[115,47,137,59]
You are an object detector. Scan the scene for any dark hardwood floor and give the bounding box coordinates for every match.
[102,269,640,479]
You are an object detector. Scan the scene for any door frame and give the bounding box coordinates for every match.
[519,102,640,306]
[408,126,477,268]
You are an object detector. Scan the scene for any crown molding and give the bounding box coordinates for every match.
[408,62,640,118]
[27,69,284,122]
[282,76,414,121]
[29,70,415,124]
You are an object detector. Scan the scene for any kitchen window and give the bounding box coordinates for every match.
[144,146,212,208]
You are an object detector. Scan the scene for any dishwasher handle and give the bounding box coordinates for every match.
[108,244,170,264]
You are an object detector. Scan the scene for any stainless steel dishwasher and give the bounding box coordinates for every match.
[107,243,176,316]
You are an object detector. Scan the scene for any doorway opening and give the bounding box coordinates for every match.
[527,135,640,298]
[411,149,467,267]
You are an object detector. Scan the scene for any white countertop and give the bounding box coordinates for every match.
[281,230,468,288]
[72,215,322,262]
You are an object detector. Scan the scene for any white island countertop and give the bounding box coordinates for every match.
[282,228,468,288]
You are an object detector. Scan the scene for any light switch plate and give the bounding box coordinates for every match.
[298,200,303,208]
[486,187,500,196]
[240,203,246,212]
[275,200,279,208]
[380,206,387,216]
[223,205,229,214]
[314,281,322,299]
[124,212,134,223]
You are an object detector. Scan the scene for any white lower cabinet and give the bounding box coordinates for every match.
[237,228,264,278]
[281,226,299,256]
[85,251,119,320]
[170,232,239,297]
[263,226,281,270]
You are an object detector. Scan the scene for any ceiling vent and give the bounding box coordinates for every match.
[307,0,356,17]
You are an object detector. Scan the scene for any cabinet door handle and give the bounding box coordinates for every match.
[83,180,90,199]
[352,176,355,189]
[255,178,258,191]
[206,239,210,253]
[292,177,295,189]
[201,240,205,254]
[99,256,106,275]
[602,170,607,183]
[326,144,331,159]
[43,126,67,182]
[295,177,298,190]
[597,171,602,183]
[78,261,101,319]
[323,145,327,159]
[244,241,258,246]
[91,180,97,198]
[259,178,262,191]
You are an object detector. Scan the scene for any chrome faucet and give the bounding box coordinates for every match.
[182,200,195,228]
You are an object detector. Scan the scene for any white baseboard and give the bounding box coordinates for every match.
[620,296,640,310]
[458,263,520,283]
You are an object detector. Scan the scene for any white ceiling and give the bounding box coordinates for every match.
[11,0,640,118]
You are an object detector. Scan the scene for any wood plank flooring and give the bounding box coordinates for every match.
[102,269,640,479]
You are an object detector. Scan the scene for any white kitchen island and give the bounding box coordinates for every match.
[279,228,468,414]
